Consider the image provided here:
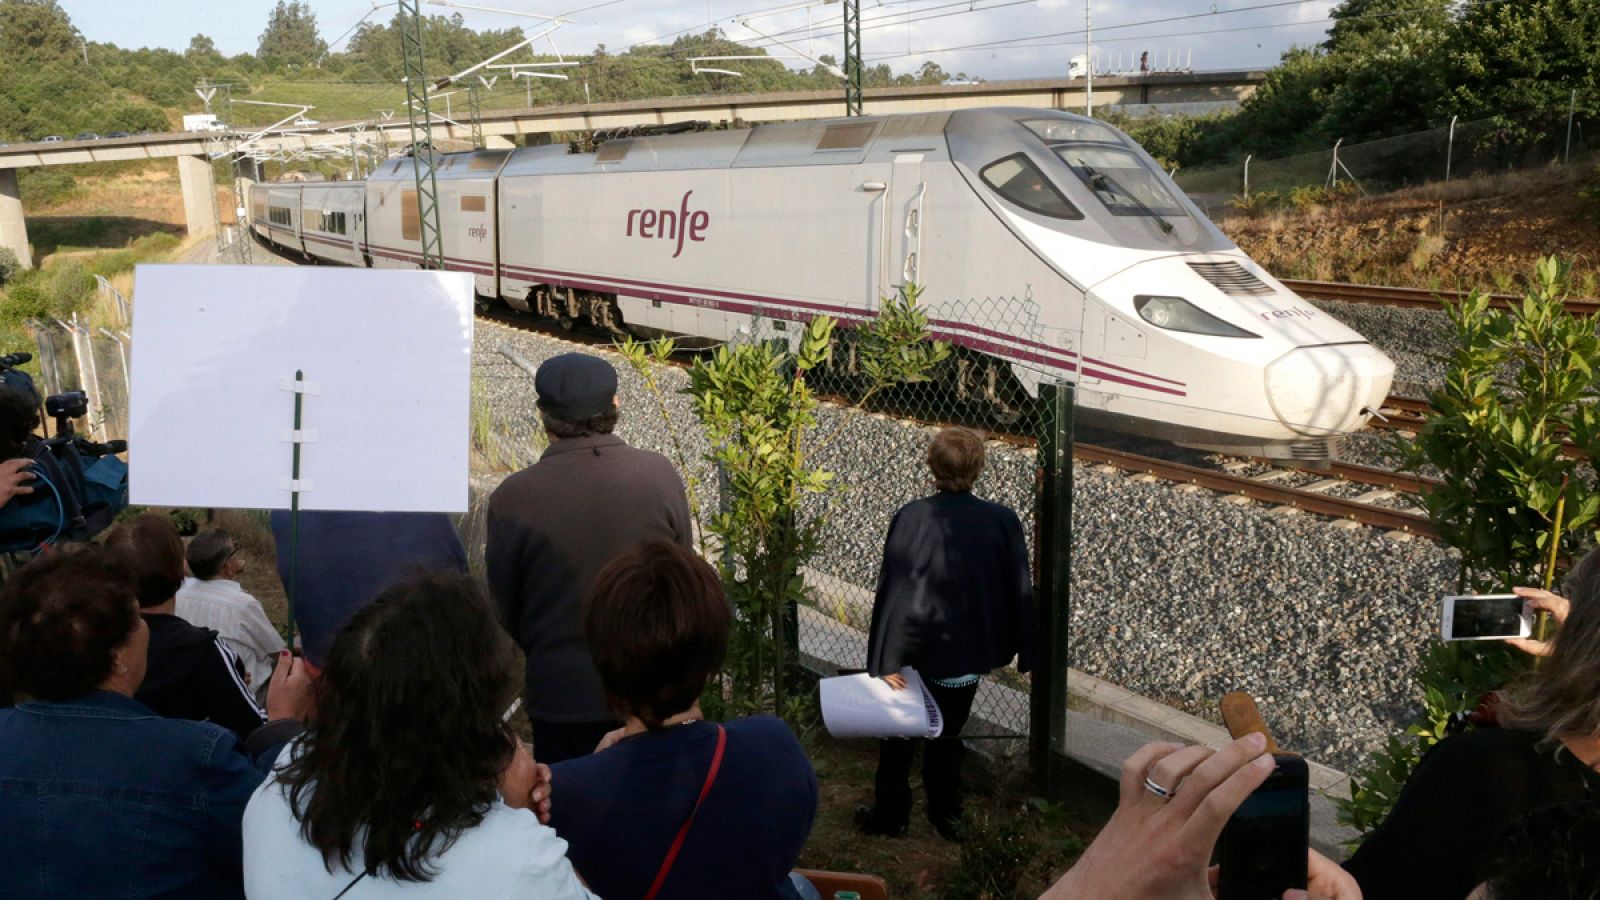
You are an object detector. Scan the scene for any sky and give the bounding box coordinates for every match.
[60,0,1343,81]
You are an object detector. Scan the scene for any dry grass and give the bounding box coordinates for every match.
[1226,162,1600,292]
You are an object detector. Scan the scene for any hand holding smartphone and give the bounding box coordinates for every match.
[1440,594,1534,641]
[1216,754,1310,900]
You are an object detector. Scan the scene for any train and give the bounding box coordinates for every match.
[249,106,1394,461]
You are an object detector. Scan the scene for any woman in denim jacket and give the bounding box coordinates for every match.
[0,546,298,900]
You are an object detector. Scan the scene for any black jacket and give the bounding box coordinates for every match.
[866,490,1034,680]
[135,613,267,741]
[486,434,694,722]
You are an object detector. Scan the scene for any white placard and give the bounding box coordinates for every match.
[819,667,943,739]
[129,265,474,512]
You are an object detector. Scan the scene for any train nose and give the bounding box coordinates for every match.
[1264,343,1395,436]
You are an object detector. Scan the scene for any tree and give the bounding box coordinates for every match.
[1437,0,1600,122]
[0,0,82,63]
[186,34,218,59]
[257,0,327,69]
[1326,0,1453,54]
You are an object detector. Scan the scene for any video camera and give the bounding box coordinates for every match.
[0,353,129,553]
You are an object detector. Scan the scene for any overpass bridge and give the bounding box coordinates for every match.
[0,70,1263,268]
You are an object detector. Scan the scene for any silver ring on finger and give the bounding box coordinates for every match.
[1144,776,1175,800]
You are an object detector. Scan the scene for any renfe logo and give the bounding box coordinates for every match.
[1260,307,1319,321]
[627,191,709,258]
[467,225,488,242]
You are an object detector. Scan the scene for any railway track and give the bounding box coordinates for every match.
[1283,279,1600,316]
[479,306,1442,538]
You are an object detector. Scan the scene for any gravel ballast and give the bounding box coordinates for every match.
[473,319,1460,774]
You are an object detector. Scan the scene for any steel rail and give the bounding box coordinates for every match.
[1283,279,1600,317]
[1077,443,1437,538]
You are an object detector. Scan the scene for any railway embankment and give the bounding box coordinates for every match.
[470,318,1460,774]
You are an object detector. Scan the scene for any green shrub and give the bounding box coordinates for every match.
[43,260,95,315]
[0,247,19,287]
[1339,258,1600,841]
[1583,167,1600,225]
[17,169,78,207]
[0,278,53,326]
[1228,190,1282,216]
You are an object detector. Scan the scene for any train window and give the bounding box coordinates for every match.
[596,140,631,162]
[816,123,875,151]
[1022,118,1124,145]
[1055,145,1187,218]
[269,207,291,227]
[979,154,1082,220]
[401,190,420,241]
[461,195,487,213]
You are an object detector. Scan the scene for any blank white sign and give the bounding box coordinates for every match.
[129,265,474,512]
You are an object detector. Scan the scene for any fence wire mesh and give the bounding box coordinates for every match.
[18,277,132,443]
[470,291,1077,773]
[1176,99,1598,215]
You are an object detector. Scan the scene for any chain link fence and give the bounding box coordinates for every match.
[1176,97,1598,216]
[18,276,132,443]
[470,292,1078,779]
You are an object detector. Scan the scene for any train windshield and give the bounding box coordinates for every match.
[1053,145,1187,218]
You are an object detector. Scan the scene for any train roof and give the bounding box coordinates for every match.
[367,149,513,182]
[496,110,967,177]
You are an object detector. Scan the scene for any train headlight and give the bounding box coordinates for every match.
[1134,295,1259,338]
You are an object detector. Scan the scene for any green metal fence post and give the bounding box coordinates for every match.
[1031,380,1074,793]
[398,0,445,270]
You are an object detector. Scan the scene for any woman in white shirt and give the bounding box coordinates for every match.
[242,572,594,899]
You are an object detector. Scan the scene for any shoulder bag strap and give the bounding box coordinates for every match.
[642,724,727,900]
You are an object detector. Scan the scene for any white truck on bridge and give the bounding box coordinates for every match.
[182,114,228,133]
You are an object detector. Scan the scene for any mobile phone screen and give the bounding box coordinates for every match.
[1450,596,1525,639]
[1218,756,1308,900]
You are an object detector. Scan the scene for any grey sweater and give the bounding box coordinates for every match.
[486,434,693,721]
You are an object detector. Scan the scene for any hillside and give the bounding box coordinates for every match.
[1224,164,1600,295]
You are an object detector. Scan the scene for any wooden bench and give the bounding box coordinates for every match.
[795,868,890,900]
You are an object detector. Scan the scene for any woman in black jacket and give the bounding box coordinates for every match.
[855,427,1034,842]
[1343,547,1600,899]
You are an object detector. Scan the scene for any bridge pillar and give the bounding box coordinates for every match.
[176,155,217,241]
[0,169,31,270]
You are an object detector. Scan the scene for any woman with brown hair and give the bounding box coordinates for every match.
[1343,548,1600,899]
[856,427,1034,842]
[242,572,594,898]
[547,539,819,900]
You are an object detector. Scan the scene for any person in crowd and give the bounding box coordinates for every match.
[1467,798,1600,900]
[856,426,1034,841]
[268,509,468,667]
[548,540,818,900]
[487,351,694,763]
[243,571,595,899]
[1342,549,1600,899]
[177,527,285,695]
[0,382,34,505]
[0,546,311,899]
[105,512,267,740]
[1038,734,1361,899]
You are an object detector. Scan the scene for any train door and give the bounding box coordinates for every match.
[886,154,926,305]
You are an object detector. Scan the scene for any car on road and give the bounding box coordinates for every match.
[73,132,100,141]
[41,136,63,143]
[107,131,130,139]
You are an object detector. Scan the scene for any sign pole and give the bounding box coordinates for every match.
[286,368,305,646]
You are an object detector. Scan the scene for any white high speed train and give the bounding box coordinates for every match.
[251,106,1393,460]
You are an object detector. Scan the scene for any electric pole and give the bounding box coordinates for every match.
[398,0,445,269]
[1084,0,1093,117]
[844,0,863,116]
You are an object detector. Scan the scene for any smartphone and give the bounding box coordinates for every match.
[1440,594,1533,641]
[1216,754,1309,900]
